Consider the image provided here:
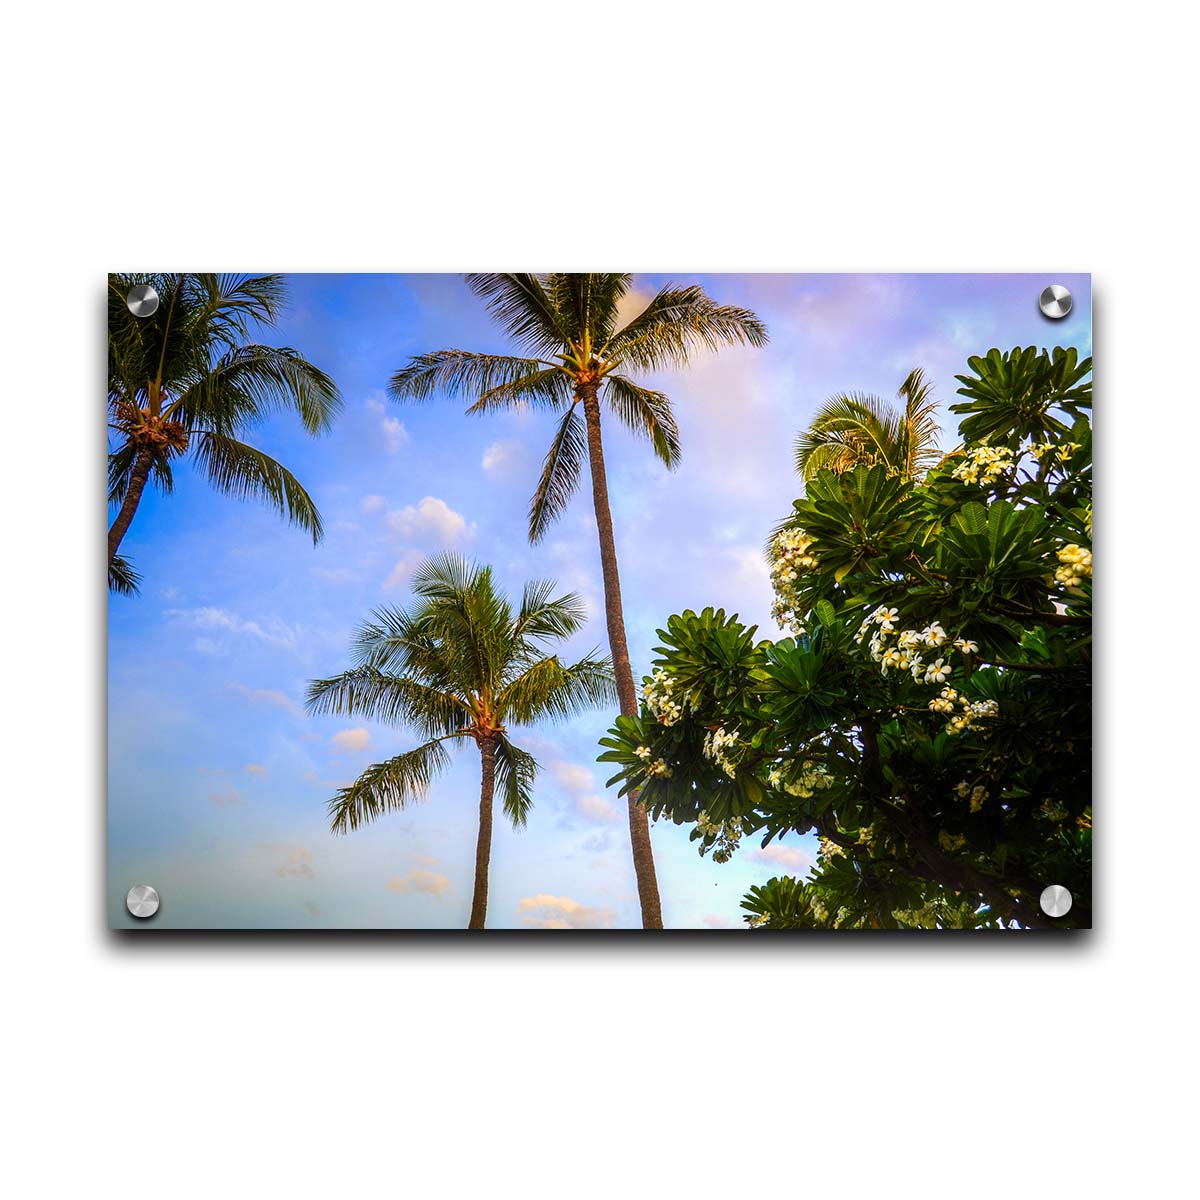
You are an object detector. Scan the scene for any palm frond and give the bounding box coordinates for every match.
[407,555,512,696]
[464,366,572,415]
[388,351,552,404]
[603,284,768,370]
[408,552,482,601]
[496,651,616,725]
[305,666,470,738]
[528,405,586,543]
[794,373,942,482]
[493,736,538,829]
[464,274,570,356]
[192,432,324,542]
[171,345,341,435]
[794,392,896,479]
[897,367,942,478]
[327,738,455,834]
[546,273,632,348]
[351,613,454,701]
[603,374,681,468]
[512,579,587,643]
[206,273,288,336]
[108,441,175,505]
[108,554,141,596]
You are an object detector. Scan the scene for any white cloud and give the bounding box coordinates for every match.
[168,607,298,649]
[751,843,815,874]
[381,416,409,453]
[577,793,621,823]
[387,869,451,896]
[364,392,409,452]
[383,549,426,591]
[244,763,267,776]
[614,286,653,332]
[552,761,619,824]
[517,893,617,929]
[230,683,303,717]
[387,496,473,545]
[702,914,739,929]
[331,727,371,753]
[481,439,522,476]
[360,494,386,514]
[311,566,357,585]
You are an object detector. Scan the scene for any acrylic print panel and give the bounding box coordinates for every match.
[107,273,1092,932]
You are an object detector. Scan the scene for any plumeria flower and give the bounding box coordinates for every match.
[954,638,978,654]
[924,658,950,685]
[922,623,948,648]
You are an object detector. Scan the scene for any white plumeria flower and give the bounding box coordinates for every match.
[954,638,978,654]
[924,658,950,684]
[922,623,948,648]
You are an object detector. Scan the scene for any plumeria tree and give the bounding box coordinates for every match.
[600,346,1092,929]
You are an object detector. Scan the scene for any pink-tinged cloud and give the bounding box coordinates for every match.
[387,869,451,896]
[229,683,303,717]
[271,847,314,879]
[518,894,617,929]
[751,843,815,874]
[551,761,619,823]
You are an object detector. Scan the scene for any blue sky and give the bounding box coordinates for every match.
[108,273,1092,929]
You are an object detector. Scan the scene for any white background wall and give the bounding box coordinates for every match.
[2,2,1192,1196]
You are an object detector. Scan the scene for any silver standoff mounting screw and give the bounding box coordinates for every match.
[126,283,160,318]
[1038,284,1072,319]
[1039,884,1073,919]
[126,884,161,919]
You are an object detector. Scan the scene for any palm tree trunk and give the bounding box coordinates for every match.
[579,386,664,929]
[468,736,497,929]
[108,445,154,565]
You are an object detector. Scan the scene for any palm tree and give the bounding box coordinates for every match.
[107,273,341,590]
[794,367,941,482]
[306,554,616,929]
[389,274,768,928]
